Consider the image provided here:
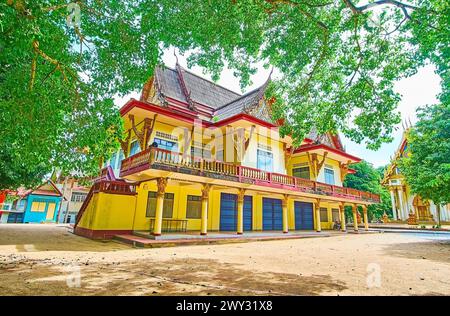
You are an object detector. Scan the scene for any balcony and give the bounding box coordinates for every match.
[120,147,380,204]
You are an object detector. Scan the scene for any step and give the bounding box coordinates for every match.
[113,232,331,248]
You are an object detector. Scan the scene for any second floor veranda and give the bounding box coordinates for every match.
[118,147,380,204]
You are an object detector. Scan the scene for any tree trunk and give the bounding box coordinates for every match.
[436,203,441,227]
[56,176,68,223]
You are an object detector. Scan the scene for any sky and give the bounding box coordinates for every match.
[115,49,442,168]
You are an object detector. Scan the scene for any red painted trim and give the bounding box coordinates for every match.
[74,226,133,240]
[200,233,207,236]
[330,134,344,151]
[120,99,212,128]
[214,113,277,129]
[165,97,202,116]
[120,100,278,129]
[294,144,361,162]
[152,233,161,236]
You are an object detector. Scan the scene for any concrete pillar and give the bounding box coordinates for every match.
[282,195,289,233]
[339,203,346,232]
[362,205,369,231]
[397,188,406,221]
[315,199,321,232]
[389,188,397,220]
[352,204,359,232]
[153,177,168,236]
[237,189,245,235]
[200,184,211,235]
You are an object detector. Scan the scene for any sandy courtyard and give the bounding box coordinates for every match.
[0,224,449,296]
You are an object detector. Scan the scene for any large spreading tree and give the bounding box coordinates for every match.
[343,160,391,220]
[1,0,448,189]
[399,103,450,226]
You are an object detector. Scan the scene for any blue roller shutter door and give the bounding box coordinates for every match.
[294,201,314,230]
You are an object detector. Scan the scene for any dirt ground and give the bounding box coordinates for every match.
[1,224,450,296]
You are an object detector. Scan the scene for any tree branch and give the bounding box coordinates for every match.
[264,0,329,31]
[343,0,419,14]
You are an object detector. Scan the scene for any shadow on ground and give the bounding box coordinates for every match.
[382,239,450,264]
[0,224,128,252]
[0,258,347,296]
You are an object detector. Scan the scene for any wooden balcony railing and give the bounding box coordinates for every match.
[120,148,380,203]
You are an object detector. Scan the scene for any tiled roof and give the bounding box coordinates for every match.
[155,65,240,109]
[150,64,343,150]
[155,67,188,104]
[213,87,263,120]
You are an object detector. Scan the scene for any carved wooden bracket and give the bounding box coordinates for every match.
[316,151,328,175]
[182,126,194,158]
[307,152,328,178]
[339,160,352,181]
[233,126,256,161]
[129,114,156,151]
[119,130,131,158]
[233,128,246,161]
[244,125,256,151]
[285,145,295,165]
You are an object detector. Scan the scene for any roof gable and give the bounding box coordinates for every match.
[151,65,240,110]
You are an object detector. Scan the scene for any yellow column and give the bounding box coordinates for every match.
[200,184,211,236]
[153,177,168,236]
[315,199,321,232]
[339,203,346,232]
[352,204,359,232]
[237,189,245,235]
[282,195,289,233]
[362,205,369,231]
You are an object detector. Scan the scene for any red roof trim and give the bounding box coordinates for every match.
[294,144,361,162]
[119,99,212,128]
[214,113,277,129]
[120,100,277,129]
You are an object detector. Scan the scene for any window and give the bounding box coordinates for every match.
[332,208,340,222]
[324,168,335,185]
[293,166,310,180]
[18,199,26,211]
[190,147,211,159]
[153,137,178,152]
[257,149,273,172]
[320,207,329,222]
[146,192,174,218]
[71,193,87,203]
[31,201,46,212]
[190,141,211,159]
[215,149,224,162]
[130,140,140,155]
[186,195,202,219]
[116,150,125,169]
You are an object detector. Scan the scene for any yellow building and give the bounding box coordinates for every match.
[74,63,380,239]
[382,129,450,223]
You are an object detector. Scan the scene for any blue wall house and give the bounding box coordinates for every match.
[15,181,63,223]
